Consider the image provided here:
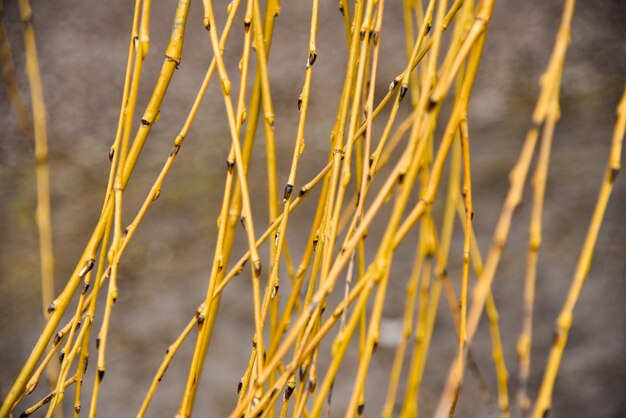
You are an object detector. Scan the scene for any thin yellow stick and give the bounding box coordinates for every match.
[532,87,626,418]
[137,314,197,417]
[399,255,438,418]
[14,2,61,415]
[455,199,510,418]
[92,2,153,413]
[516,92,559,418]
[17,0,55,362]
[121,0,192,184]
[381,248,423,418]
[264,0,319,371]
[204,0,264,369]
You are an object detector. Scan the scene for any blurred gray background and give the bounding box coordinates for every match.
[1,0,624,417]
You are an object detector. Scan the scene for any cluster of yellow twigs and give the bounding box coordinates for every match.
[1,0,624,417]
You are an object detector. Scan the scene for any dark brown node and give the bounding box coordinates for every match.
[253,261,262,277]
[372,31,380,44]
[165,54,181,69]
[399,85,408,101]
[47,302,56,314]
[328,380,334,403]
[610,167,620,183]
[284,382,295,400]
[283,184,294,200]
[427,97,437,110]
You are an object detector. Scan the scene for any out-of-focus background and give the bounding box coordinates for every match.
[1,0,624,417]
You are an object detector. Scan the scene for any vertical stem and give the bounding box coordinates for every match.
[531,87,625,418]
